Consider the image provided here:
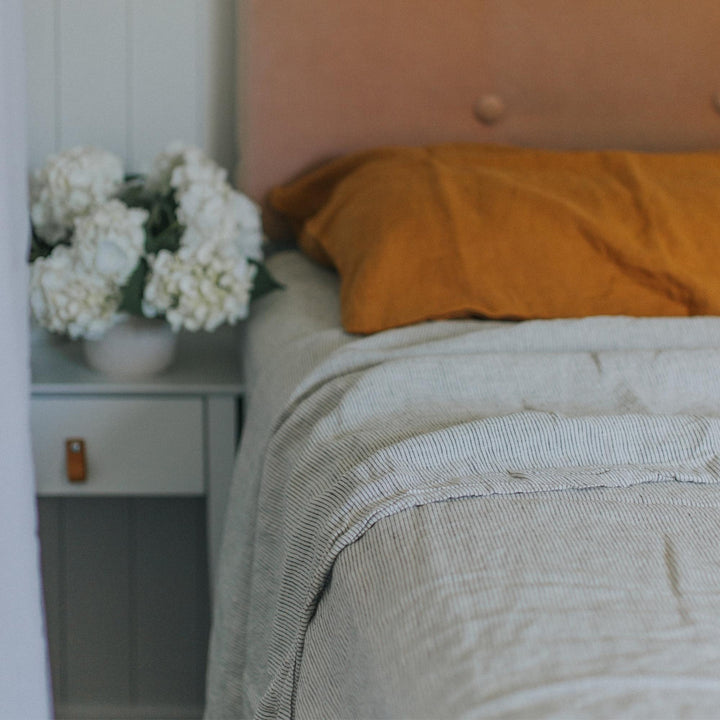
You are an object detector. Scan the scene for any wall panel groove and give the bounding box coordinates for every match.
[125,0,135,170]
[53,0,61,152]
[127,498,139,706]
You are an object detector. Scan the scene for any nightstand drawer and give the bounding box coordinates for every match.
[31,397,205,495]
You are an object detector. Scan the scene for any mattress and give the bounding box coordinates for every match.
[205,250,720,719]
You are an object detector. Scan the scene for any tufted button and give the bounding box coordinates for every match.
[713,92,720,115]
[474,94,506,125]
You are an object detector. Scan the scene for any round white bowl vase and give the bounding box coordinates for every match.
[83,317,177,379]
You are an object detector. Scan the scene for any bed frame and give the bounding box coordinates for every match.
[235,0,720,203]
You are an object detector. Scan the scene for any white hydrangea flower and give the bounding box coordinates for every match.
[175,175,228,235]
[225,191,264,260]
[170,147,227,192]
[146,143,223,194]
[30,146,124,244]
[30,245,121,339]
[172,225,216,254]
[143,238,257,332]
[177,181,263,259]
[144,141,188,193]
[147,143,264,260]
[73,200,148,285]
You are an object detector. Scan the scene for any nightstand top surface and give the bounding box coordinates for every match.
[31,323,244,395]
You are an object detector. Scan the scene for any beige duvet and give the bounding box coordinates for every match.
[205,252,720,720]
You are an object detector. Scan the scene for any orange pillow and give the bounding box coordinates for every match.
[269,144,720,334]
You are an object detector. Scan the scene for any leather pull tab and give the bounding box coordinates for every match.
[65,439,87,483]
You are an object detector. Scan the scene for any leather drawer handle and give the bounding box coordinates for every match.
[65,439,87,483]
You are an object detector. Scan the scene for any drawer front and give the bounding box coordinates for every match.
[32,396,204,495]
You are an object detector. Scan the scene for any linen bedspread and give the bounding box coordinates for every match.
[205,252,720,720]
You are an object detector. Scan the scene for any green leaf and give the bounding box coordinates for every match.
[28,230,70,262]
[118,258,149,316]
[145,221,183,255]
[29,232,53,262]
[250,259,284,301]
[142,193,182,254]
[118,184,152,211]
[116,176,154,211]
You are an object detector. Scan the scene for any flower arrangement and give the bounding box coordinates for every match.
[29,143,278,339]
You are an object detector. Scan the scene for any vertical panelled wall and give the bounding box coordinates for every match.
[24,0,237,175]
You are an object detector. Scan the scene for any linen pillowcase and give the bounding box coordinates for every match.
[270,144,720,334]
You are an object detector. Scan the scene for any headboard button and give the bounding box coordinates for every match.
[474,94,506,125]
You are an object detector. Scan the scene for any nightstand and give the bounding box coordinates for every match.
[31,323,244,720]
[31,322,243,581]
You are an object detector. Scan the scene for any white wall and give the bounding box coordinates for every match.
[23,0,237,175]
[1,2,52,717]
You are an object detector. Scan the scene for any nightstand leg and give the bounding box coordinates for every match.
[204,396,240,600]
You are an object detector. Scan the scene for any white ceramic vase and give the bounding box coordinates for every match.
[83,317,177,379]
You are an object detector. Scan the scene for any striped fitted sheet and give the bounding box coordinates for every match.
[205,251,720,719]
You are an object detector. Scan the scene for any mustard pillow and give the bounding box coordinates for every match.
[269,144,720,334]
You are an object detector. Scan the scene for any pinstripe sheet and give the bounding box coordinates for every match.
[205,252,720,719]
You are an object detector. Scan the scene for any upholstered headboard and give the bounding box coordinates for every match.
[236,0,720,201]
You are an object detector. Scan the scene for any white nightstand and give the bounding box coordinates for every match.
[31,322,244,585]
[31,323,244,719]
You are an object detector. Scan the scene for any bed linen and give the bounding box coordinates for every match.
[205,251,720,720]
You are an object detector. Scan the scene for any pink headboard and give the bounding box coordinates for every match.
[236,0,720,201]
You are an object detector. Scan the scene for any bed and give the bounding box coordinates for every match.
[204,2,720,718]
